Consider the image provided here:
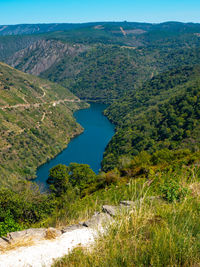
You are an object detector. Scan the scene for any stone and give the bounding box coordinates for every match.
[7,228,46,243]
[102,205,126,217]
[120,196,160,207]
[61,224,85,233]
[120,200,136,206]
[83,212,113,228]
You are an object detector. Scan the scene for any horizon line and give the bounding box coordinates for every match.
[1,20,200,26]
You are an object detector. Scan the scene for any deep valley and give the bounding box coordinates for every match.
[0,21,200,266]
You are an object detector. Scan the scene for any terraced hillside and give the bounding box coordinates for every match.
[0,62,86,186]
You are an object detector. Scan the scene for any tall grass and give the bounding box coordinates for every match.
[54,194,200,266]
[53,164,200,267]
[44,178,148,228]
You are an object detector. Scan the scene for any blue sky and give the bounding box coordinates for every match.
[1,0,200,25]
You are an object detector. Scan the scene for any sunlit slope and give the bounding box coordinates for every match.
[0,62,85,186]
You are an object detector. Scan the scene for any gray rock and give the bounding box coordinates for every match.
[7,228,46,243]
[102,205,127,217]
[120,196,160,207]
[62,224,85,233]
[120,200,136,206]
[83,212,113,228]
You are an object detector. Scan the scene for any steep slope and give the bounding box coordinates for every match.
[4,23,200,102]
[102,65,200,170]
[7,43,200,103]
[7,40,89,76]
[0,35,42,61]
[0,62,86,186]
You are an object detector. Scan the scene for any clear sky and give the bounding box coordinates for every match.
[0,0,200,25]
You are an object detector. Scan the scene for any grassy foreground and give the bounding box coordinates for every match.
[53,165,200,267]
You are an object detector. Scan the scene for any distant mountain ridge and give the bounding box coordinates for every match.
[1,21,200,36]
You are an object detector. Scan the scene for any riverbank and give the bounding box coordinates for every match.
[35,103,115,188]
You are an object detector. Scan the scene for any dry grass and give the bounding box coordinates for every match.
[45,228,60,240]
[53,193,200,267]
[0,237,35,253]
[189,182,200,197]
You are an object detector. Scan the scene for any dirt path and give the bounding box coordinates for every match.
[41,112,46,122]
[0,98,80,110]
[0,202,134,267]
[36,87,46,99]
[121,46,136,49]
[0,228,97,267]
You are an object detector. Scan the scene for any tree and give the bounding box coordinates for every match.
[47,164,69,196]
[68,163,96,194]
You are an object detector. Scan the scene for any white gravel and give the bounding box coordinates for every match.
[0,228,97,267]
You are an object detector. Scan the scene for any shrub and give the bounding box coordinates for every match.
[0,212,22,237]
[160,179,189,202]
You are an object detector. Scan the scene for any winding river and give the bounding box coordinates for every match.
[35,103,115,188]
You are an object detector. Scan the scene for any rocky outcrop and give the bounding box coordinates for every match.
[102,205,125,217]
[0,228,62,249]
[0,197,159,250]
[7,40,89,76]
[83,212,113,228]
[61,224,85,233]
[120,200,136,206]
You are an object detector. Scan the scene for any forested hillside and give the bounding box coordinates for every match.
[0,35,42,61]
[1,21,200,182]
[0,62,86,186]
[1,21,200,102]
[102,65,200,170]
[1,21,200,36]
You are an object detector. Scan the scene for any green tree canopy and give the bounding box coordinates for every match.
[47,163,97,197]
[69,163,96,192]
[47,164,69,196]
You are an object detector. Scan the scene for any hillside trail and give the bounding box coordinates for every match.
[36,87,46,99]
[0,228,97,267]
[0,204,120,267]
[0,98,80,110]
[0,200,148,266]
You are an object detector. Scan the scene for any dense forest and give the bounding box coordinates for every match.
[2,21,200,102]
[102,65,200,170]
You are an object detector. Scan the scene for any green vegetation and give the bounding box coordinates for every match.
[0,62,87,186]
[0,182,55,236]
[0,21,200,265]
[3,22,200,103]
[54,195,200,267]
[11,43,200,103]
[0,35,42,61]
[103,65,200,171]
[50,150,200,266]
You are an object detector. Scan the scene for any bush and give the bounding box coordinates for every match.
[160,179,189,202]
[0,212,22,237]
